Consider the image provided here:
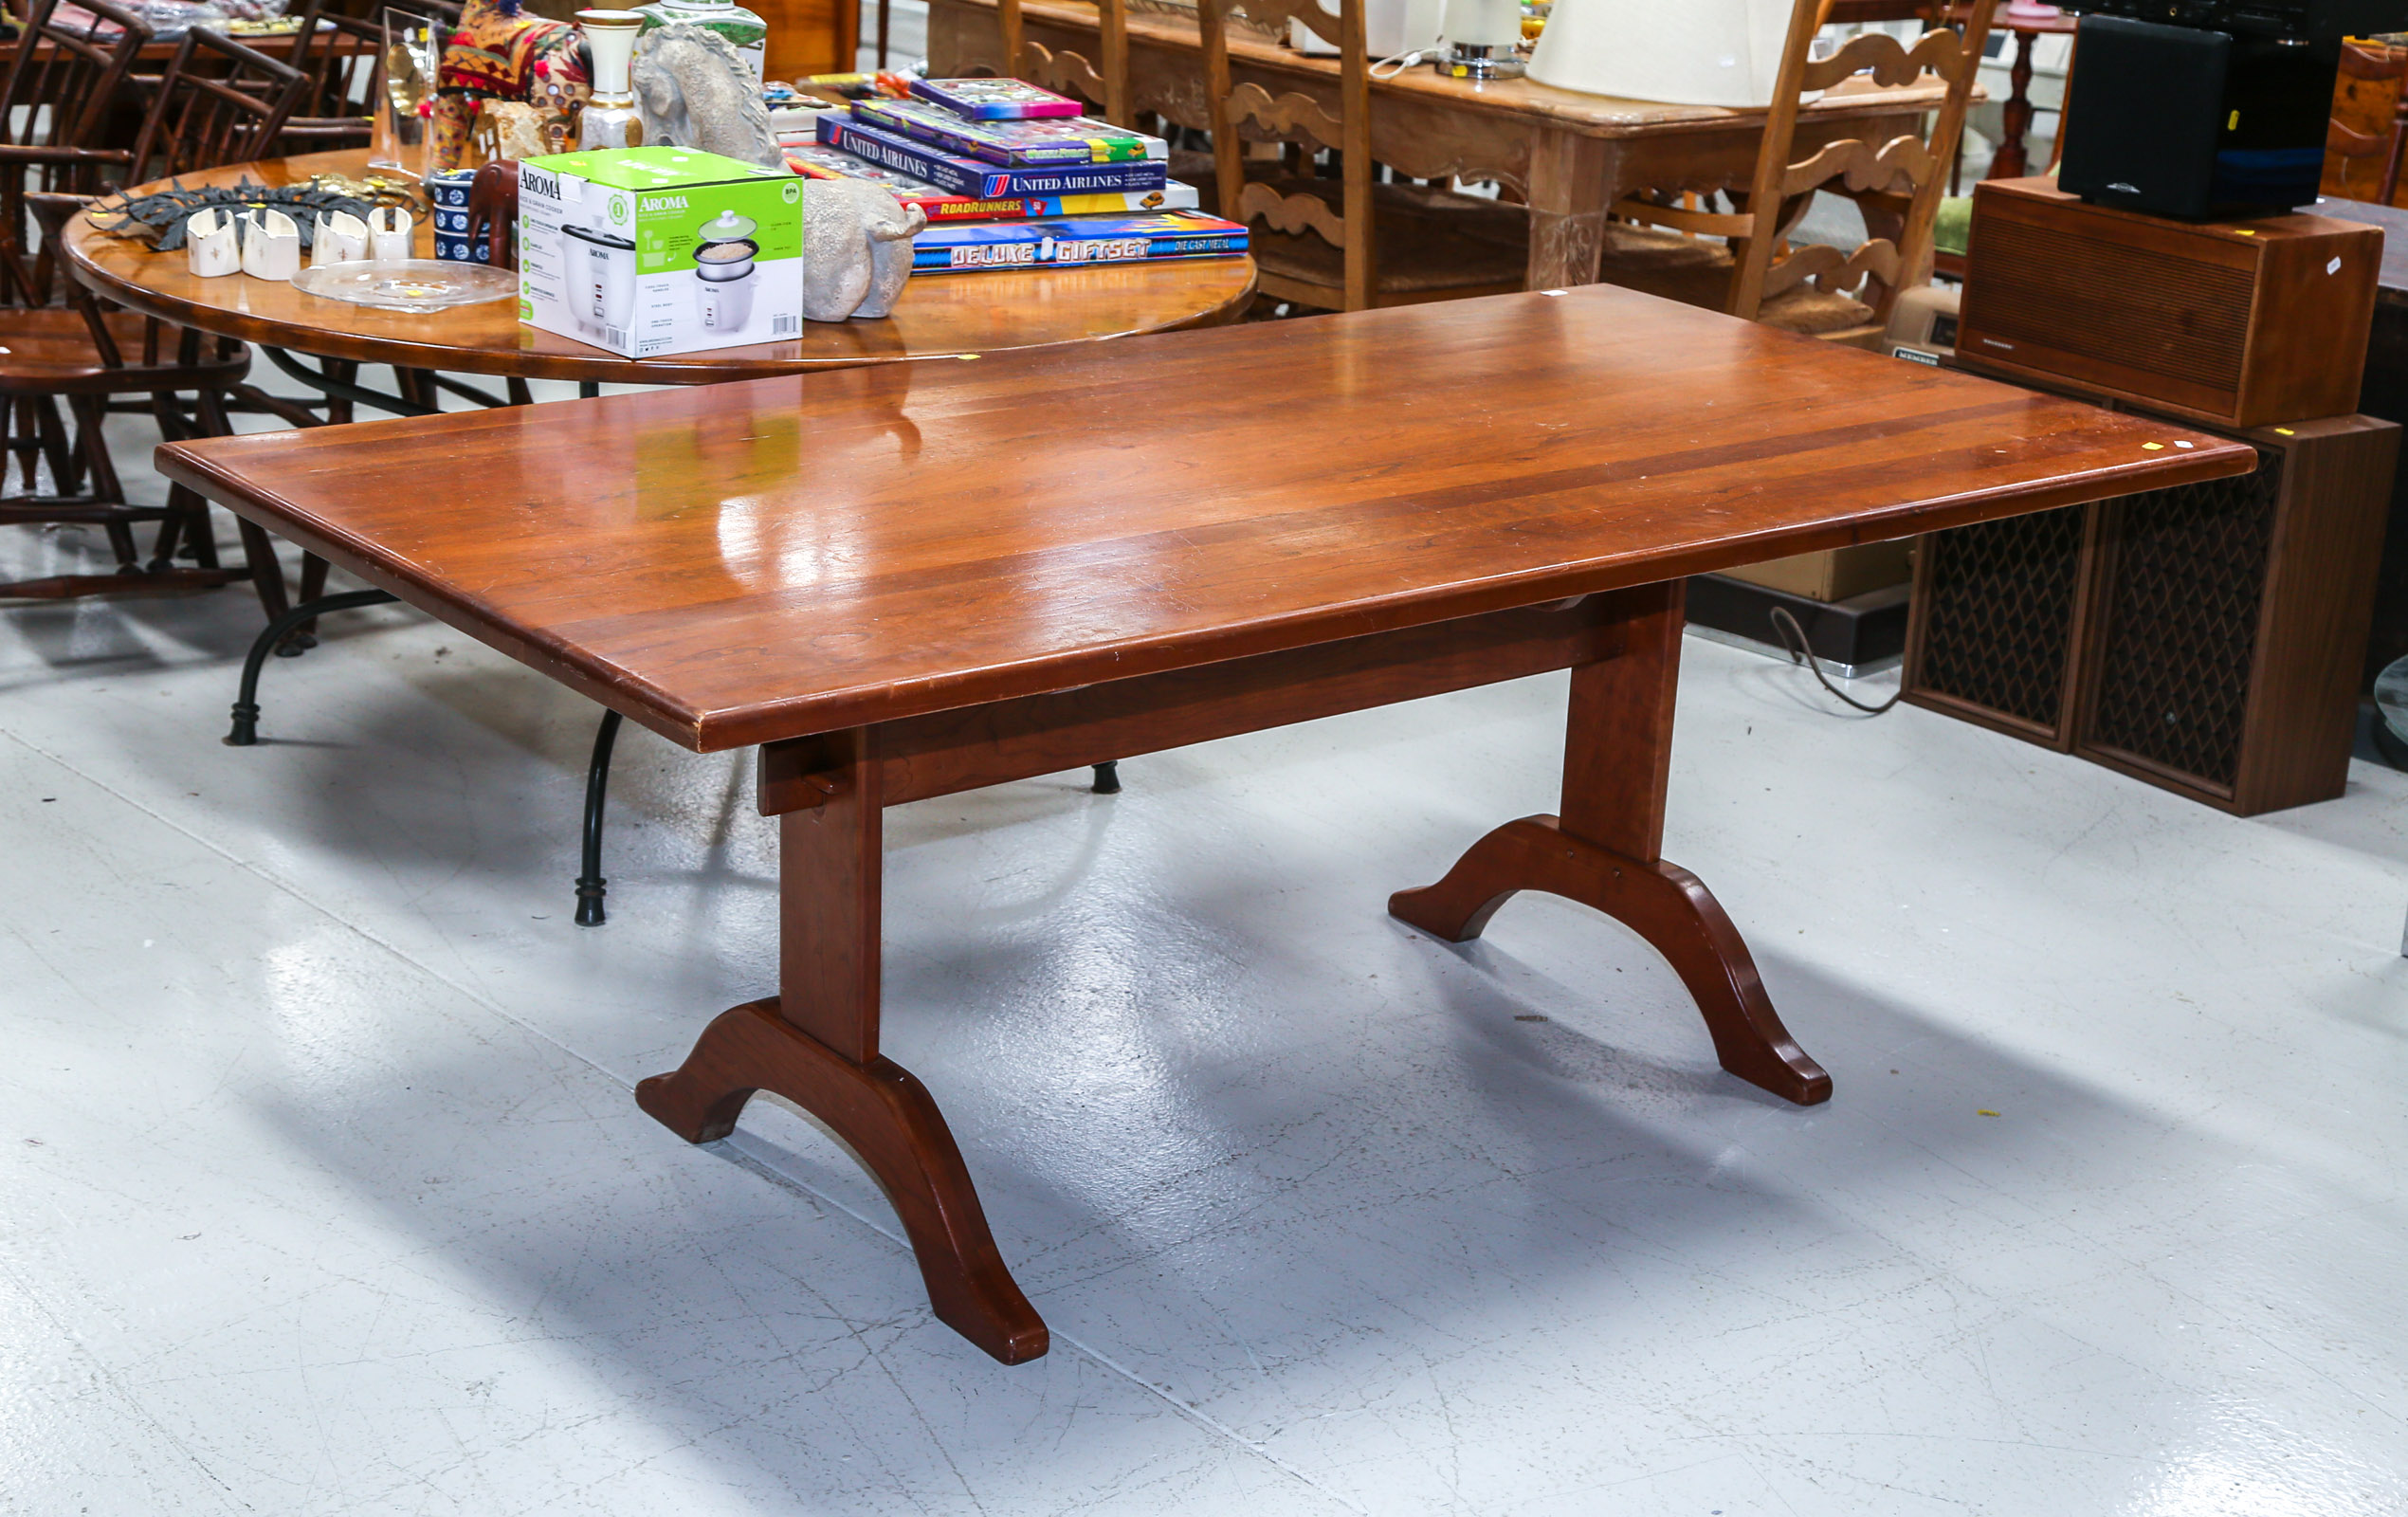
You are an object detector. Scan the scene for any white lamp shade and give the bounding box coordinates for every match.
[1528,0,1798,108]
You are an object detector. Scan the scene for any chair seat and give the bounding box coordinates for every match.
[0,308,250,394]
[1595,223,1875,336]
[1247,177,1527,307]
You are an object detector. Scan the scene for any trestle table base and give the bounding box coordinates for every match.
[636,579,1829,1362]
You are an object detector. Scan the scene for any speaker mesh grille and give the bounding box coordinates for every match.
[1967,218,2252,393]
[1911,506,2088,733]
[2084,451,2279,789]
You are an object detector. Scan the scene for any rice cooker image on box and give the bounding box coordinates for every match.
[692,208,758,332]
[563,216,636,340]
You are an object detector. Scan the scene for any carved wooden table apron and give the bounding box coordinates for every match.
[926,0,1954,290]
[157,285,2251,1364]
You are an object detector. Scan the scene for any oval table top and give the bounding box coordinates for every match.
[61,150,1259,385]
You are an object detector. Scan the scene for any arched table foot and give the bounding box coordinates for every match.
[635,998,1050,1364]
[1391,814,1831,1106]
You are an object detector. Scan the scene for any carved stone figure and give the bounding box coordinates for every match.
[472,100,565,162]
[630,25,783,168]
[802,179,926,321]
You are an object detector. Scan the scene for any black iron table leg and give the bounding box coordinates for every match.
[575,709,625,926]
[1091,761,1121,794]
[225,589,399,745]
[259,347,440,418]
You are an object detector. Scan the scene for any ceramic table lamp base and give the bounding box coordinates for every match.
[187,209,239,278]
[1435,0,1526,79]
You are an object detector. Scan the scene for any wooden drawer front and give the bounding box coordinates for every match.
[1961,214,2253,413]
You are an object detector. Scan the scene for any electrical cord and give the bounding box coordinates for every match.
[1370,47,1436,79]
[1768,606,1902,716]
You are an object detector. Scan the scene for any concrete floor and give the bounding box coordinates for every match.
[3,394,2406,1515]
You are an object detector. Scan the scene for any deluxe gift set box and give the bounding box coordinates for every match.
[517,147,804,357]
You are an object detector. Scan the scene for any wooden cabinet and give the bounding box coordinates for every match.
[1957,177,2382,430]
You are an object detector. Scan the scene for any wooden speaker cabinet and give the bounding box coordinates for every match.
[1902,411,2398,814]
[1956,177,2381,429]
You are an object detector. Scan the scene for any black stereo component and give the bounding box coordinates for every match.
[2059,15,2337,217]
[2073,0,2407,42]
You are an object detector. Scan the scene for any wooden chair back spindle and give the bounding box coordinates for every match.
[995,0,1131,126]
[274,0,383,153]
[128,28,312,185]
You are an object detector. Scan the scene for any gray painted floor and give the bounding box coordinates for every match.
[3,382,2405,1515]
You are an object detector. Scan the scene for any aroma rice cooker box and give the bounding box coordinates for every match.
[518,147,803,356]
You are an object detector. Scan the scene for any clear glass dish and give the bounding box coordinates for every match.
[289,259,516,313]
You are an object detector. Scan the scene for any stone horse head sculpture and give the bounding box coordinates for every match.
[630,25,783,168]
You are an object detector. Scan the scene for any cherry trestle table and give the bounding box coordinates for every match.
[158,285,2253,1363]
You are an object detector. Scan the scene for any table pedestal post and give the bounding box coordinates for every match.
[1390,581,1833,1106]
[1992,28,2038,182]
[634,732,1049,1364]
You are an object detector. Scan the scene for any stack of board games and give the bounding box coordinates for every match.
[781,78,1247,274]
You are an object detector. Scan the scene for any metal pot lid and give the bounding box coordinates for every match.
[564,225,635,249]
[696,209,757,244]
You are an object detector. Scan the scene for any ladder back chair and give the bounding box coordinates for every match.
[992,0,1225,208]
[1197,0,1523,314]
[1598,0,1994,338]
[2322,41,2408,205]
[3,20,310,601]
[0,0,151,508]
[273,0,383,154]
[128,26,314,181]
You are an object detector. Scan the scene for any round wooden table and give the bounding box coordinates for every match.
[60,149,1250,898]
[61,149,1259,387]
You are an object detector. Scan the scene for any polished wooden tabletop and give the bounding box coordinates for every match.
[160,283,2252,751]
[64,150,1260,384]
[940,0,1956,138]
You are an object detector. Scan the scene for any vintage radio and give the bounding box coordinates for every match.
[1956,177,2381,429]
[1901,411,2398,815]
